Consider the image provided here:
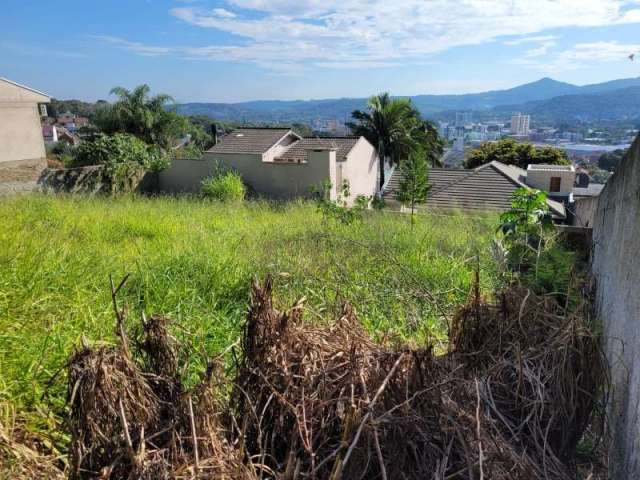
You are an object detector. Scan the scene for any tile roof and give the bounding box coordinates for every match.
[384,161,566,218]
[207,128,293,155]
[275,137,359,162]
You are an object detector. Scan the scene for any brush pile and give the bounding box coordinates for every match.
[65,275,605,479]
[66,313,254,479]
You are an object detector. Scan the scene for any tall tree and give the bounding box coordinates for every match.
[396,149,431,225]
[94,84,189,149]
[347,93,431,189]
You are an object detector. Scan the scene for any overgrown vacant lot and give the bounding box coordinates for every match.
[0,194,498,450]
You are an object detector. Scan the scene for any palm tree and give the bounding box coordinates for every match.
[95,84,187,149]
[347,93,438,189]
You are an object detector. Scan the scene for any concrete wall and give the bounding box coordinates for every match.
[591,135,640,479]
[158,158,217,193]
[0,79,49,166]
[161,140,378,204]
[206,151,336,200]
[572,196,599,227]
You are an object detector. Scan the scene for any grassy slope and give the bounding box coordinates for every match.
[0,195,498,449]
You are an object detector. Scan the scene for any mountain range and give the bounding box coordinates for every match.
[176,77,640,125]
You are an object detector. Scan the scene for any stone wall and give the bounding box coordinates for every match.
[39,165,157,194]
[591,135,640,479]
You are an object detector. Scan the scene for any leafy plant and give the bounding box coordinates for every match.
[498,187,553,272]
[396,149,430,225]
[72,133,168,173]
[313,180,368,225]
[201,171,246,202]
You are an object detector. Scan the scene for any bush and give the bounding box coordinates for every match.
[201,172,246,202]
[72,133,169,174]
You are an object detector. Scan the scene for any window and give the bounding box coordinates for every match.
[549,177,561,192]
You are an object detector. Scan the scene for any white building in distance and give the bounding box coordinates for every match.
[510,113,530,136]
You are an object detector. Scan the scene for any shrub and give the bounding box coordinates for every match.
[72,133,169,174]
[201,171,246,202]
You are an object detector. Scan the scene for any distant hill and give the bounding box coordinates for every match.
[493,86,640,122]
[175,77,640,124]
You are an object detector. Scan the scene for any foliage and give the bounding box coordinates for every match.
[0,196,500,461]
[201,171,246,202]
[396,149,431,224]
[497,187,554,273]
[588,167,611,184]
[72,133,167,173]
[48,98,101,119]
[597,148,627,172]
[466,139,570,169]
[94,84,190,150]
[347,93,443,189]
[313,179,368,225]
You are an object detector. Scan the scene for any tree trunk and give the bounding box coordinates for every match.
[378,153,385,191]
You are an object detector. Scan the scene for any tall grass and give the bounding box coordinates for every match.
[0,194,498,451]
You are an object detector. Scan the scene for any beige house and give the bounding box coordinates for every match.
[160,128,379,204]
[0,78,50,182]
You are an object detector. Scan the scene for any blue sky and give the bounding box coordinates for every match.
[2,0,640,102]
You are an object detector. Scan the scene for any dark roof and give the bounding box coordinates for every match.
[573,183,605,197]
[384,161,565,218]
[275,137,359,162]
[207,128,293,155]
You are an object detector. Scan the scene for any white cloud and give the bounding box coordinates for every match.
[92,35,171,56]
[503,35,559,46]
[512,41,640,71]
[100,1,640,71]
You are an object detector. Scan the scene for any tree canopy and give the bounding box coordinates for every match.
[94,85,195,150]
[347,93,443,189]
[597,148,627,172]
[465,139,570,169]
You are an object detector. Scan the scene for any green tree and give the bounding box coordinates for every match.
[347,93,436,189]
[597,149,626,172]
[396,149,431,224]
[94,85,189,150]
[465,139,570,169]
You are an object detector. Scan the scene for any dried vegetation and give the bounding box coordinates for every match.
[5,273,606,479]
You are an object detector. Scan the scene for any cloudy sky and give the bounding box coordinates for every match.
[2,0,640,102]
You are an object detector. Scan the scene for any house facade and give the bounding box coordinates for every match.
[160,128,379,204]
[0,77,50,181]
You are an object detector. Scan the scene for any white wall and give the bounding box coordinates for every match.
[339,137,379,205]
[526,168,575,194]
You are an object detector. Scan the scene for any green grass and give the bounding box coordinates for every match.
[0,194,499,451]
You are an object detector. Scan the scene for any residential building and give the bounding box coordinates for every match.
[0,77,50,181]
[510,113,530,136]
[160,128,379,204]
[384,161,566,220]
